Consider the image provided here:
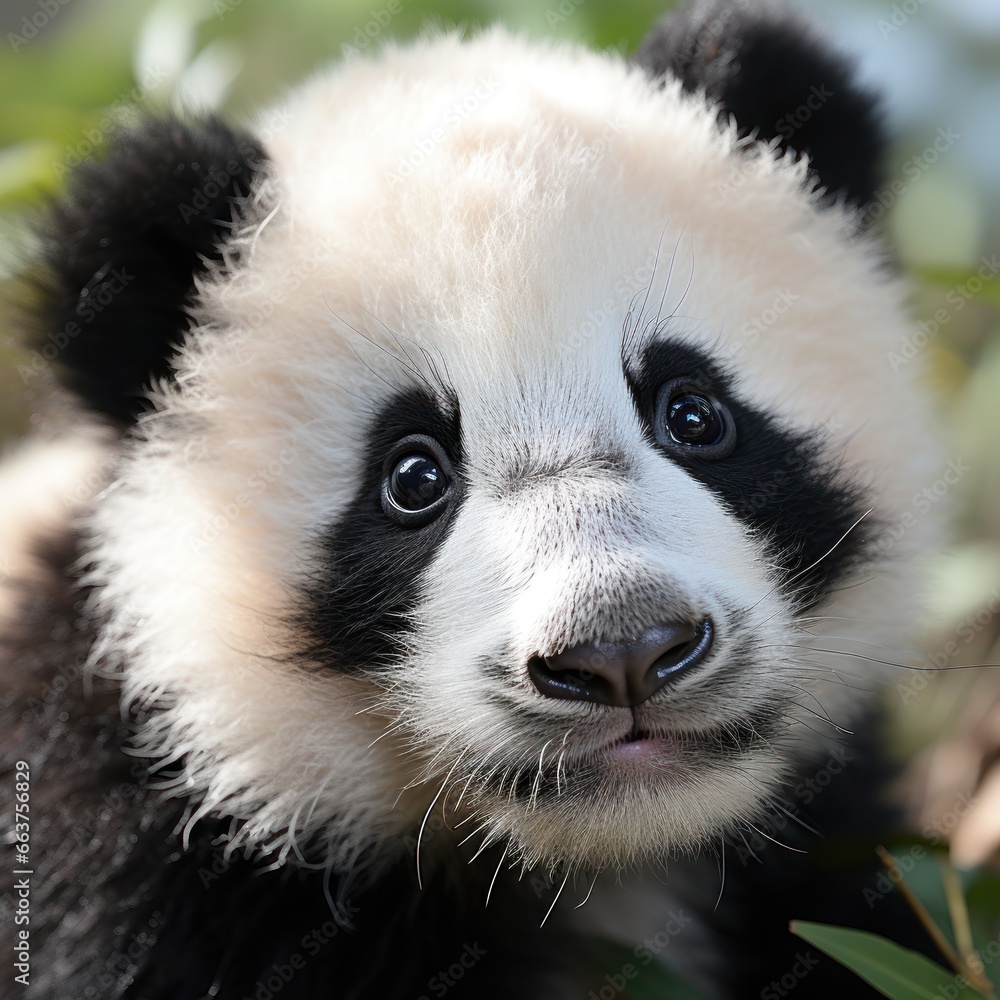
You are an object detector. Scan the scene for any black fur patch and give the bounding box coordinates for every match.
[25,117,267,424]
[712,719,948,998]
[0,531,580,1000]
[628,339,870,607]
[295,388,464,673]
[635,0,884,209]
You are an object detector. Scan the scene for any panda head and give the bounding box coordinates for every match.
[35,3,940,876]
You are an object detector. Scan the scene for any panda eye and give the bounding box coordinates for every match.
[654,380,736,459]
[381,435,454,527]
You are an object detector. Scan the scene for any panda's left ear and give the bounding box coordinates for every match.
[635,0,883,210]
[28,117,267,426]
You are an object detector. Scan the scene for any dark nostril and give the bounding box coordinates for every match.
[528,620,714,707]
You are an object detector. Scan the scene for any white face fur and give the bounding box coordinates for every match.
[83,28,941,877]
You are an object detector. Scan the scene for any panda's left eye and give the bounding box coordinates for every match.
[391,455,445,509]
[381,435,453,527]
[654,380,736,459]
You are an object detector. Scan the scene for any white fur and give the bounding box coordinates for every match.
[75,28,942,875]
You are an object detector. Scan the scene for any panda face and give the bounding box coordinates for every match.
[81,29,940,874]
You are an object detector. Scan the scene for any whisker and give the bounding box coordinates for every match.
[787,698,853,736]
[794,631,922,659]
[664,237,696,320]
[654,226,685,326]
[783,643,1000,673]
[748,507,875,615]
[770,801,821,838]
[416,753,464,889]
[540,870,570,927]
[530,738,554,811]
[366,720,406,749]
[745,821,806,855]
[575,869,600,909]
[486,844,509,908]
[466,828,499,865]
[714,837,727,912]
[459,819,492,849]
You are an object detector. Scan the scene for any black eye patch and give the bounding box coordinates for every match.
[627,339,870,607]
[294,389,462,673]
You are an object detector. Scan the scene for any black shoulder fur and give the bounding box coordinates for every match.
[0,531,591,999]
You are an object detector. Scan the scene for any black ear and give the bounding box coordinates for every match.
[635,0,883,210]
[26,117,267,425]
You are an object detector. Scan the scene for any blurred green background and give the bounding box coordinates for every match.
[0,0,999,840]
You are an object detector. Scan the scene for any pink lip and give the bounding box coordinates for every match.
[603,734,676,764]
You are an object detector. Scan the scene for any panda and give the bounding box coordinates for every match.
[1,1,946,997]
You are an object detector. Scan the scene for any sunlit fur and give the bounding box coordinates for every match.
[40,27,941,880]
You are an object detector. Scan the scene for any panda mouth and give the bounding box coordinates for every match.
[527,711,775,795]
[603,729,678,764]
[491,713,769,806]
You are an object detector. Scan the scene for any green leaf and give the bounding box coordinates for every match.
[791,921,987,999]
[959,874,1000,989]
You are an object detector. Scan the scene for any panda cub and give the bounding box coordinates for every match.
[2,1,943,998]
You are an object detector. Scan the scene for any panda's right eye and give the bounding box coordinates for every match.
[381,435,454,528]
[653,379,737,460]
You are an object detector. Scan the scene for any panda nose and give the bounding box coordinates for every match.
[527,620,714,707]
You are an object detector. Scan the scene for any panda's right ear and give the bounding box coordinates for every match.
[635,0,883,211]
[27,117,267,426]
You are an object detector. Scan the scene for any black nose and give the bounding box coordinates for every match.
[528,620,714,707]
